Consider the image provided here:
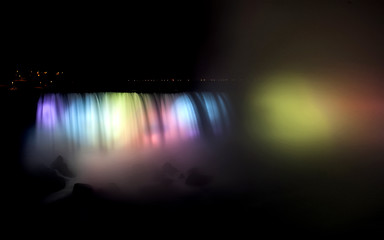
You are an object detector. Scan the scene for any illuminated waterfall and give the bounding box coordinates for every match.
[30,92,230,168]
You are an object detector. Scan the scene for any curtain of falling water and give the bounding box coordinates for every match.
[32,92,231,166]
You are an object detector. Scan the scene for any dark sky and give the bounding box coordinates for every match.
[72,1,215,79]
[4,0,384,84]
[4,1,216,83]
[64,1,216,80]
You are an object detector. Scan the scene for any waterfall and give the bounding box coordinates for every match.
[29,92,231,169]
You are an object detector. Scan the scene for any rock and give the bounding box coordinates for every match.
[33,165,66,195]
[72,183,94,199]
[152,170,174,186]
[160,177,174,186]
[162,162,179,177]
[107,182,120,192]
[185,168,212,187]
[51,155,76,178]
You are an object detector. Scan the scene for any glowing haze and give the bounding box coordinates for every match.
[246,71,384,153]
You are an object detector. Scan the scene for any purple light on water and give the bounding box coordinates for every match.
[36,94,64,129]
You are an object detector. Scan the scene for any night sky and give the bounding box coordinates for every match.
[5,0,384,85]
[4,1,216,83]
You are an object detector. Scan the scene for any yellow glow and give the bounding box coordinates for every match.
[250,75,331,150]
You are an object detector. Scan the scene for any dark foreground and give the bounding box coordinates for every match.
[3,90,384,235]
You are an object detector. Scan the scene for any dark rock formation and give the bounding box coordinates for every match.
[33,165,66,195]
[160,177,174,186]
[51,155,76,178]
[162,162,179,177]
[185,168,212,187]
[72,183,94,199]
[107,182,120,193]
